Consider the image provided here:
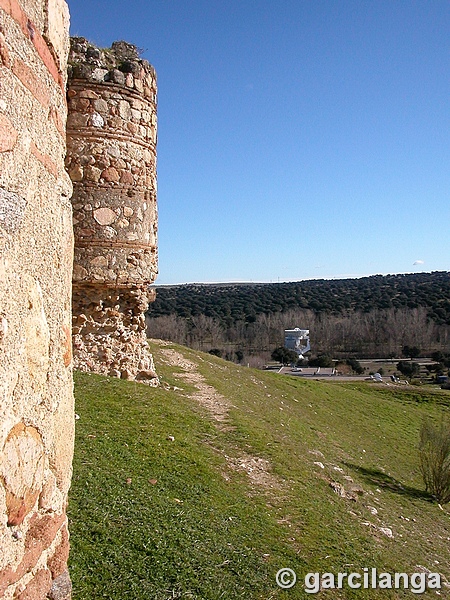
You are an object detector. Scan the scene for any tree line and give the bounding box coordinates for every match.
[148,272,450,326]
[146,273,450,364]
[146,306,450,367]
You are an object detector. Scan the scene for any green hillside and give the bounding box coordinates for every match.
[69,340,450,599]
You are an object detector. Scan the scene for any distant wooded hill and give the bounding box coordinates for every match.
[148,272,450,325]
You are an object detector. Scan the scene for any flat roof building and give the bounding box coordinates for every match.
[284,328,311,357]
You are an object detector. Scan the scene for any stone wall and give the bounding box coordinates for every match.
[0,0,74,598]
[66,38,159,384]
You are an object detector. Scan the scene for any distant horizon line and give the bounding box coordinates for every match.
[151,269,447,287]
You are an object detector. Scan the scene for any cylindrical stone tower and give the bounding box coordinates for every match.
[66,38,158,383]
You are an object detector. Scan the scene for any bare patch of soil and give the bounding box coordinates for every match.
[157,344,284,491]
[159,347,230,423]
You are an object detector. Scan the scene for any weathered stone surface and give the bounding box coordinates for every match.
[0,1,74,596]
[16,567,52,600]
[109,68,125,85]
[72,264,88,279]
[0,32,11,68]
[0,114,18,152]
[84,165,101,182]
[66,112,88,129]
[47,570,72,600]
[1,424,45,526]
[25,513,66,558]
[89,112,104,128]
[45,0,71,72]
[48,526,70,578]
[68,165,83,182]
[119,170,134,185]
[93,207,117,225]
[67,37,158,384]
[0,188,27,234]
[25,278,51,387]
[72,285,157,382]
[90,255,108,267]
[62,323,72,367]
[118,100,132,119]
[39,471,63,512]
[111,40,140,61]
[91,68,108,82]
[101,166,120,182]
[93,98,108,113]
[12,58,51,107]
[105,145,120,159]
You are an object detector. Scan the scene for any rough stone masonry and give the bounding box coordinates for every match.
[1,1,160,597]
[0,0,74,598]
[66,37,159,384]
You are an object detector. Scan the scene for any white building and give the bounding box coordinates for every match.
[284,328,311,358]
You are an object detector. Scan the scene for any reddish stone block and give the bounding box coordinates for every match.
[27,22,61,88]
[12,58,50,108]
[0,566,15,597]
[101,166,120,182]
[119,170,134,185]
[30,141,58,178]
[8,0,27,34]
[126,121,138,134]
[47,525,69,578]
[0,514,64,595]
[16,568,52,600]
[0,0,12,15]
[62,325,72,367]
[0,113,18,152]
[5,496,27,526]
[26,513,66,553]
[10,513,66,583]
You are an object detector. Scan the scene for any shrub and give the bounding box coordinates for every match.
[309,354,334,368]
[346,358,363,374]
[296,358,308,367]
[397,360,420,379]
[403,345,421,359]
[271,346,299,365]
[419,419,450,504]
[208,348,223,358]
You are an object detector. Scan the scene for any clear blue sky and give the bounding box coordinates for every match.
[68,0,450,284]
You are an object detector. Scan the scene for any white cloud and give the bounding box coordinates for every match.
[413,260,425,265]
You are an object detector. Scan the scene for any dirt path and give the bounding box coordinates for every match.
[159,346,230,423]
[157,343,283,490]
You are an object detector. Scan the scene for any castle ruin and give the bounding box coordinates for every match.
[0,0,159,597]
[66,38,158,384]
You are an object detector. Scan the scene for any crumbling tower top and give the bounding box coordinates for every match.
[68,37,156,92]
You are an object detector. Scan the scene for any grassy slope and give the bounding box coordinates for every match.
[69,341,450,599]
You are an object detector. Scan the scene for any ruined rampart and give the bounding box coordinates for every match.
[0,0,74,598]
[66,38,158,384]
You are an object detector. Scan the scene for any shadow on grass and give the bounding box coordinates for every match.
[342,462,434,502]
